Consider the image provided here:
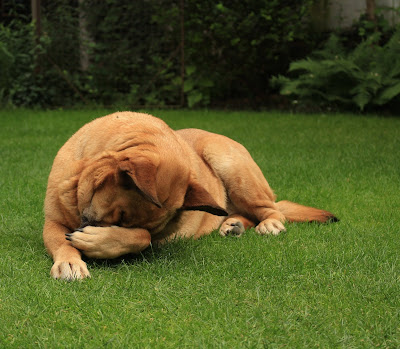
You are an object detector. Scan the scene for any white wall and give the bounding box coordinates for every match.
[327,0,400,28]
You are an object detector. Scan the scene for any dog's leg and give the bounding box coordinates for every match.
[66,226,151,259]
[219,215,255,237]
[43,219,91,280]
[202,136,286,235]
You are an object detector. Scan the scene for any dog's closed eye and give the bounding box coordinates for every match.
[117,210,125,226]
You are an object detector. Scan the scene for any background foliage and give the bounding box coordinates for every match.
[0,1,83,107]
[272,8,400,112]
[0,0,318,108]
[2,1,400,111]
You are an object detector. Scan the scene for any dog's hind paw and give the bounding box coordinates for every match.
[219,218,245,237]
[255,218,286,236]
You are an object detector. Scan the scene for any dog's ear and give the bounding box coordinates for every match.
[77,160,115,213]
[118,157,162,208]
[182,179,228,216]
[59,174,80,212]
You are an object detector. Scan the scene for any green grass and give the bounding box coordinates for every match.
[0,109,399,348]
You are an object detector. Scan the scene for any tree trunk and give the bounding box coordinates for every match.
[78,0,90,71]
[365,0,376,23]
[31,0,41,39]
[31,0,41,73]
[180,0,185,107]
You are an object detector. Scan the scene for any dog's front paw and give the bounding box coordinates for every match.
[66,226,151,259]
[219,218,245,237]
[256,218,286,235]
[66,226,119,259]
[50,259,91,281]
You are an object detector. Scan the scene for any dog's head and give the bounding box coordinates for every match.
[76,148,227,233]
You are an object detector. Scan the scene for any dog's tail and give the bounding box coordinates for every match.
[276,200,338,223]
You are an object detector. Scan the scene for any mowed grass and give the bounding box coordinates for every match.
[0,109,399,348]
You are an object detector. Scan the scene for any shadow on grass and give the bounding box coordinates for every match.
[83,235,206,271]
[76,218,341,273]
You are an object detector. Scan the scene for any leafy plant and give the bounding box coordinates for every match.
[271,29,400,111]
[184,0,317,106]
[184,65,214,108]
[0,19,42,107]
[0,2,85,108]
[0,0,320,108]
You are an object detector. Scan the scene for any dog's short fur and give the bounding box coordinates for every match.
[43,112,337,280]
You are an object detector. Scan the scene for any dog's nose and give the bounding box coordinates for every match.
[80,215,90,228]
[79,215,97,229]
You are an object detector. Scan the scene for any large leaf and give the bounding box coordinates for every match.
[288,58,318,73]
[187,91,203,108]
[352,91,371,111]
[375,82,400,105]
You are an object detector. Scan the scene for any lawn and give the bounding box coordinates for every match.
[0,109,399,348]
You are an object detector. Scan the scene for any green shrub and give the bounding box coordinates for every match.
[0,8,84,108]
[271,29,400,111]
[0,0,319,108]
[79,0,319,108]
[0,20,38,106]
[183,0,317,107]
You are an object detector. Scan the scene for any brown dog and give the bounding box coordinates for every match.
[43,112,337,280]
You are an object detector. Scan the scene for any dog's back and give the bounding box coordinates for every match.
[177,128,337,231]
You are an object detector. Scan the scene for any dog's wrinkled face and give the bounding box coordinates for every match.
[81,173,176,233]
[76,151,227,234]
